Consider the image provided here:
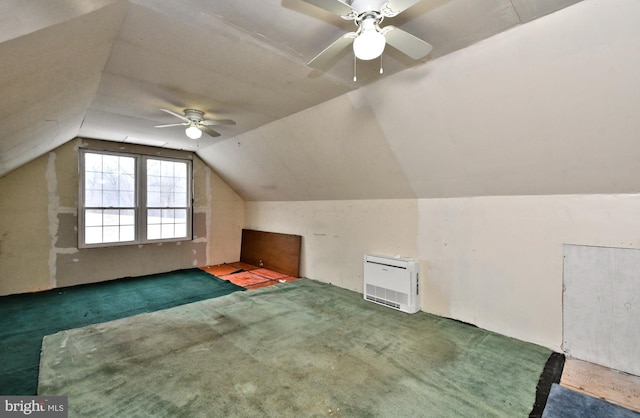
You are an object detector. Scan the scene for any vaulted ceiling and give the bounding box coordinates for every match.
[14,0,640,205]
[1,0,584,186]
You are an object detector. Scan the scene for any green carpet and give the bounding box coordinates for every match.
[0,268,244,395]
[39,279,551,417]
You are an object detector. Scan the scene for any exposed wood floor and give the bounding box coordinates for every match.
[561,357,640,412]
[202,262,300,290]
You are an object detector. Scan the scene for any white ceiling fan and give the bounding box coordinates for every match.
[303,0,433,68]
[154,109,236,139]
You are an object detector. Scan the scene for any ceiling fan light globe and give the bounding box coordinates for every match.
[185,126,202,139]
[353,30,386,60]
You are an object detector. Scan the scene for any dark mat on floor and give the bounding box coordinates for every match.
[542,383,640,418]
[0,268,244,395]
[530,352,565,417]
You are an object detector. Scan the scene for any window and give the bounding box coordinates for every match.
[79,149,192,248]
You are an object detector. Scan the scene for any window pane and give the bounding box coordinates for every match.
[120,225,135,241]
[85,226,102,244]
[175,193,187,206]
[175,209,187,223]
[147,159,160,176]
[85,190,102,207]
[120,158,135,175]
[85,209,103,227]
[103,191,119,207]
[119,191,135,207]
[85,153,102,172]
[175,224,187,238]
[147,224,161,240]
[161,209,175,223]
[121,209,135,226]
[174,163,186,178]
[175,179,187,193]
[161,160,174,176]
[147,175,162,191]
[147,209,161,224]
[103,210,119,226]
[147,192,162,207]
[120,173,135,192]
[103,226,120,243]
[161,224,174,238]
[85,171,101,191]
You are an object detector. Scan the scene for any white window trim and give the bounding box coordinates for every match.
[78,148,193,249]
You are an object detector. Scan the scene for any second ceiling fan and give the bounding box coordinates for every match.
[304,0,433,68]
[155,109,236,139]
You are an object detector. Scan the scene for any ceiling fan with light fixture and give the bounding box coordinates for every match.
[154,109,236,139]
[304,0,432,69]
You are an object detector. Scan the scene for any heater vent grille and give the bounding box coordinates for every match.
[366,283,408,306]
[365,295,400,309]
[363,254,419,314]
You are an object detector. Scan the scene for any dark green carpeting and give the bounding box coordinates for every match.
[0,268,244,395]
[40,279,552,417]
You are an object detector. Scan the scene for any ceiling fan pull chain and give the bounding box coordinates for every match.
[353,54,357,82]
[380,55,384,74]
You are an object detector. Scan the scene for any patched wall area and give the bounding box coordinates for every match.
[0,138,244,295]
[0,153,51,295]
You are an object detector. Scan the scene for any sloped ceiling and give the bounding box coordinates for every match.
[0,0,587,198]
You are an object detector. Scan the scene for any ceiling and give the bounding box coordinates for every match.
[0,0,583,179]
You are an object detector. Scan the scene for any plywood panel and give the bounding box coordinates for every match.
[240,229,301,277]
[563,244,640,376]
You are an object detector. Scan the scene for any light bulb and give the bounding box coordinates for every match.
[185,125,202,139]
[353,19,386,60]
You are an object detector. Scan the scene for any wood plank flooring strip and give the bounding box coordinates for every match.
[560,358,640,412]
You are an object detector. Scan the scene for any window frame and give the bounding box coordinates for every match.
[78,148,193,249]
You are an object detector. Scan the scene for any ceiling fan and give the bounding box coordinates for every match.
[303,0,432,69]
[154,109,236,139]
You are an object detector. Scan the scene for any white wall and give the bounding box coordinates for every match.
[419,194,640,351]
[245,200,418,292]
[246,194,640,351]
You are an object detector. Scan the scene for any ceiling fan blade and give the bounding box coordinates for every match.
[154,122,188,128]
[202,119,236,126]
[384,0,422,15]
[308,32,357,68]
[382,26,432,60]
[199,125,221,138]
[160,108,190,123]
[300,0,355,16]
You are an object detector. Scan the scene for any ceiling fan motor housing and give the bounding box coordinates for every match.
[349,0,387,13]
[184,109,205,123]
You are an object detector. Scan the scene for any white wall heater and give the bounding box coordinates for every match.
[363,254,420,314]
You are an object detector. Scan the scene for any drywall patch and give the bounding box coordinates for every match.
[56,213,78,248]
[204,166,212,265]
[56,241,208,288]
[193,212,207,241]
[46,152,59,288]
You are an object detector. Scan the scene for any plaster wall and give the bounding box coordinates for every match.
[419,194,640,351]
[0,153,51,294]
[0,138,243,295]
[246,194,640,351]
[245,199,419,292]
